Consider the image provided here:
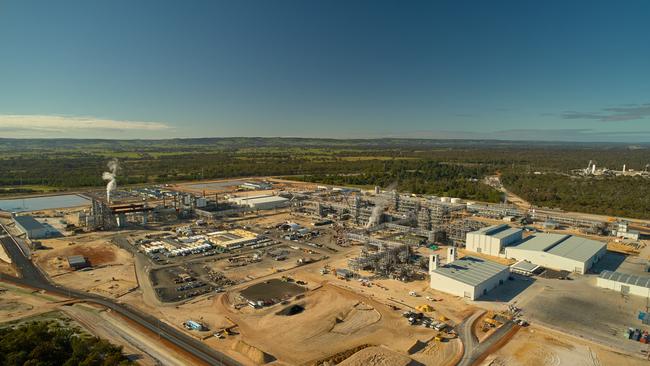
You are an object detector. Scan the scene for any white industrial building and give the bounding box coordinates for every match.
[13,215,56,239]
[229,194,289,210]
[612,221,640,241]
[239,181,272,190]
[505,233,606,274]
[429,248,510,300]
[597,270,650,297]
[465,224,523,257]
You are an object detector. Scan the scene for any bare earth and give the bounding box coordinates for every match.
[33,235,138,298]
[483,326,649,366]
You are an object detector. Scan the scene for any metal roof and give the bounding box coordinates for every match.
[14,215,46,231]
[600,270,650,289]
[472,224,522,239]
[432,256,508,287]
[67,255,87,265]
[476,224,508,235]
[246,196,288,204]
[511,260,539,272]
[547,236,606,262]
[511,233,569,252]
[509,233,605,262]
[493,227,523,239]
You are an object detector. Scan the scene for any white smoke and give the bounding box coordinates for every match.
[102,158,119,203]
[366,203,384,229]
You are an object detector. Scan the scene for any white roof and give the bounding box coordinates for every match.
[246,196,288,205]
[511,233,605,262]
[432,256,508,287]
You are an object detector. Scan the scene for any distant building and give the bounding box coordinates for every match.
[13,215,56,240]
[510,260,541,276]
[429,249,510,300]
[67,255,89,270]
[597,270,650,298]
[207,229,259,250]
[335,268,354,279]
[465,224,523,257]
[239,182,272,190]
[505,233,606,274]
[229,195,289,210]
[613,221,640,241]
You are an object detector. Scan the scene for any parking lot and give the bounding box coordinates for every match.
[516,274,649,355]
[150,263,234,302]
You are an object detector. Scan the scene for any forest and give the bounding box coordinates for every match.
[0,321,133,366]
[0,137,649,218]
[501,172,650,219]
[287,160,503,202]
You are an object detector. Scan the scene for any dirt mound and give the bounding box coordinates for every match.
[331,303,381,335]
[232,340,275,365]
[337,346,412,366]
[63,245,117,266]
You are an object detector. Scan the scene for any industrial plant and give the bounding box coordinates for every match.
[2,162,650,366]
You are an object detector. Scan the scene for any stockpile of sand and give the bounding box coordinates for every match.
[487,328,650,366]
[331,302,381,335]
[232,340,275,365]
[410,339,461,366]
[337,346,412,366]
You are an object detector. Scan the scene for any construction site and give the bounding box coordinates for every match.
[2,161,650,366]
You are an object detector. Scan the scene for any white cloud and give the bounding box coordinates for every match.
[0,114,171,133]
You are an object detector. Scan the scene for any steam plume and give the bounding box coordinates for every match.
[102,158,119,203]
[366,203,384,229]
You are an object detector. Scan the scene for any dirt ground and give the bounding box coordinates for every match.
[0,243,11,263]
[483,325,649,366]
[35,234,127,273]
[0,259,17,276]
[171,177,308,196]
[235,211,314,229]
[214,281,458,365]
[410,339,461,366]
[324,250,476,324]
[0,282,66,323]
[33,235,138,298]
[338,346,412,366]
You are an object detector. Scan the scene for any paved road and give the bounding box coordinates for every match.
[457,310,517,366]
[0,224,241,366]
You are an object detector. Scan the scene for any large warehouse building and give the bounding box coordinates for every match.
[465,224,523,257]
[13,215,56,240]
[229,195,289,210]
[505,233,606,274]
[429,248,510,300]
[597,270,650,298]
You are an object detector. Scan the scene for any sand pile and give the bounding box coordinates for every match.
[232,340,275,365]
[337,346,412,366]
[331,303,381,334]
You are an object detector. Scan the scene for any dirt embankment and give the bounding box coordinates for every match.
[232,340,276,365]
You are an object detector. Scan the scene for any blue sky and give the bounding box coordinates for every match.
[1,0,649,141]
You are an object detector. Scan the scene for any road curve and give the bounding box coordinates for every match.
[0,223,241,366]
[457,309,517,366]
